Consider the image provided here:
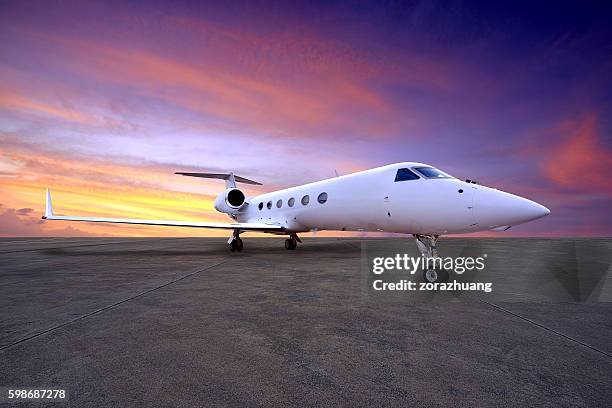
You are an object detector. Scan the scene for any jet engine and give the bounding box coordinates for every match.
[214,188,246,213]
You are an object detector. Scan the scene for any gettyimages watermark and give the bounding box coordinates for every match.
[361,239,612,302]
[370,254,493,293]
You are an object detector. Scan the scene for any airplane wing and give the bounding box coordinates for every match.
[41,190,283,232]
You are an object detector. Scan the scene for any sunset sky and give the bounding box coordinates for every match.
[0,1,610,237]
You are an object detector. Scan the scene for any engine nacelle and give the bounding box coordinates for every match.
[214,188,246,213]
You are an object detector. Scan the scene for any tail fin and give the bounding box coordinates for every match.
[44,188,53,219]
[174,172,262,188]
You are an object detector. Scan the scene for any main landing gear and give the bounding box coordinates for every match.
[414,234,449,284]
[284,238,297,250]
[228,231,302,252]
[228,229,243,252]
[284,233,301,250]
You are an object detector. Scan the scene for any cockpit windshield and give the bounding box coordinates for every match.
[413,167,453,179]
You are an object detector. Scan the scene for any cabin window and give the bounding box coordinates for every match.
[394,168,420,182]
[288,197,295,207]
[276,199,282,208]
[301,195,310,205]
[413,167,452,179]
[317,192,328,204]
[258,202,263,210]
[267,201,272,209]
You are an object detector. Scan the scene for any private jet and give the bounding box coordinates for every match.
[42,162,550,282]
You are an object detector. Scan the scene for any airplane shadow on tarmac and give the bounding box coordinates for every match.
[40,239,362,258]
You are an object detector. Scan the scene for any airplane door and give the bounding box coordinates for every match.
[450,182,478,231]
[467,184,478,228]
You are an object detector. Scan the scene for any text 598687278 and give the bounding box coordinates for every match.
[1,388,68,402]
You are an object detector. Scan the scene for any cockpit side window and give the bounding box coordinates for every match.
[413,167,453,179]
[394,168,420,182]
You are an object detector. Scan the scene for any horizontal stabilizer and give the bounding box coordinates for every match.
[175,172,262,186]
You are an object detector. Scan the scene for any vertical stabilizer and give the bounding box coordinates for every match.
[225,172,237,189]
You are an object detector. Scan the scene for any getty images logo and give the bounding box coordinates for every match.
[372,254,487,275]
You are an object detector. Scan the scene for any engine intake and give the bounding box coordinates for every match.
[214,188,246,213]
[226,188,245,208]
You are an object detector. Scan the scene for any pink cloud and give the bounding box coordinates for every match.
[542,114,612,194]
[0,204,101,237]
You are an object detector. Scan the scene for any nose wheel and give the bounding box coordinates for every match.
[423,267,449,283]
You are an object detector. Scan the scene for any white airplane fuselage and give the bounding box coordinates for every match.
[235,162,549,235]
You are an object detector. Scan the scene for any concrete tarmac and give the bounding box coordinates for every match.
[0,237,611,407]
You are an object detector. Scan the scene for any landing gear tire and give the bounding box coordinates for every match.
[423,268,449,284]
[229,238,243,252]
[285,238,297,250]
[235,238,243,252]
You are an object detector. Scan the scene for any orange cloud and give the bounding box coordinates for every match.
[0,143,236,237]
[0,129,376,237]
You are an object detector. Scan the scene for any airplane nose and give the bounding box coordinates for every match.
[521,200,550,220]
[537,203,551,217]
[474,186,550,228]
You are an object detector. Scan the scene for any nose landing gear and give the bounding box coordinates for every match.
[414,234,449,283]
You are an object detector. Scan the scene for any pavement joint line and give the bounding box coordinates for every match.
[0,238,284,353]
[481,300,612,359]
[0,240,143,254]
[0,258,233,353]
[343,240,362,250]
